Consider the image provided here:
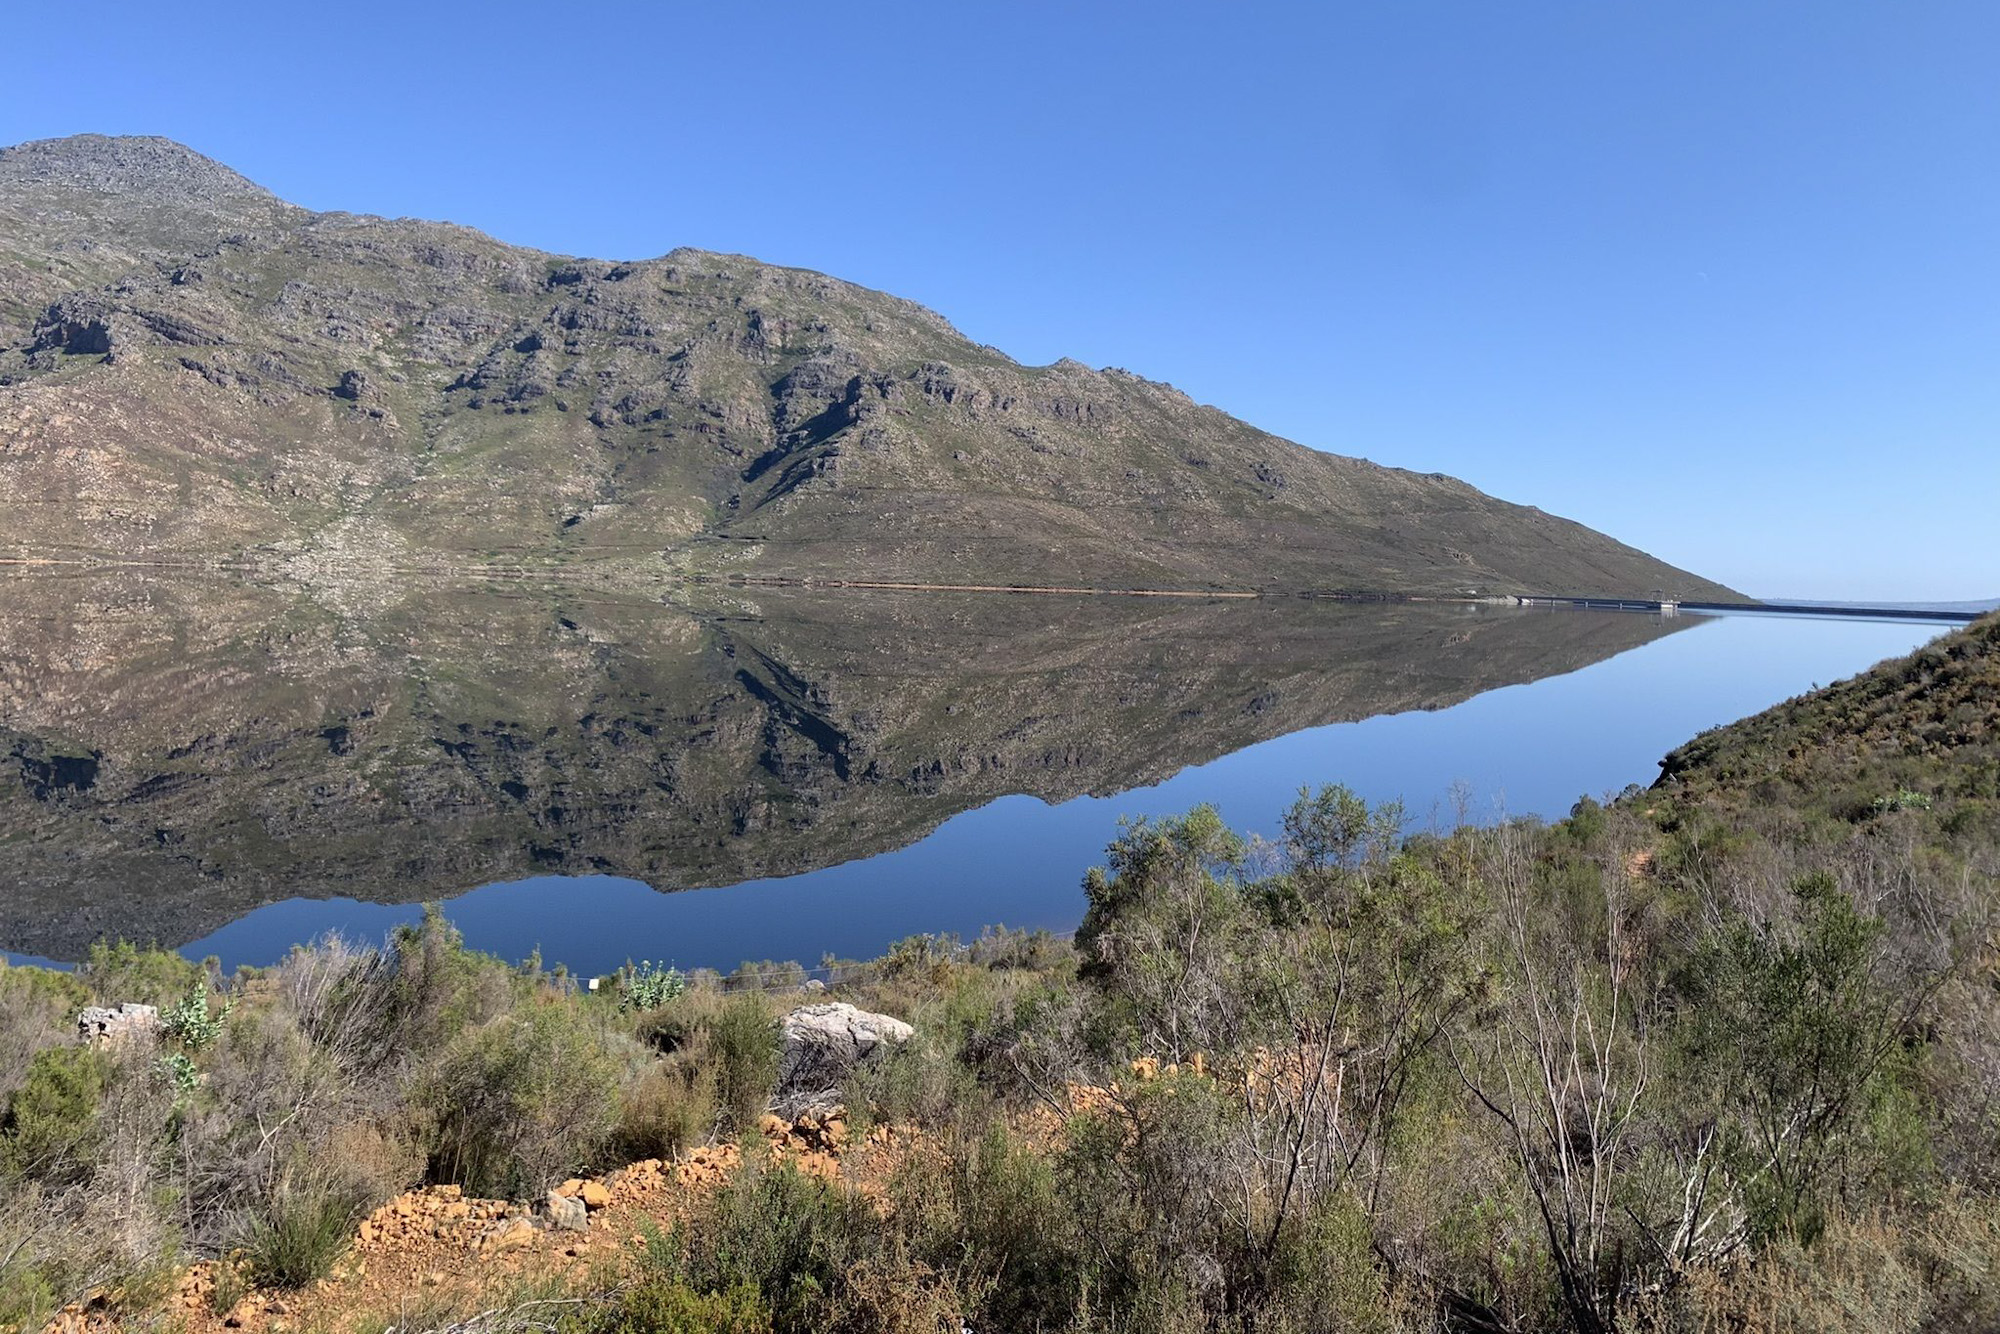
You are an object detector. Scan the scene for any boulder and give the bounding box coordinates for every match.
[76,1002,161,1044]
[545,1190,587,1232]
[775,1002,913,1117]
[578,1180,611,1210]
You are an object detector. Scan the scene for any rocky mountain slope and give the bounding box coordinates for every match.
[0,134,1736,598]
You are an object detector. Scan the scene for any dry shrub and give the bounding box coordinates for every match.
[1647,1197,2000,1333]
[615,1057,720,1163]
[323,1119,425,1209]
[275,934,398,1076]
[425,999,625,1196]
[243,1169,367,1290]
[642,987,779,1135]
[837,1251,987,1334]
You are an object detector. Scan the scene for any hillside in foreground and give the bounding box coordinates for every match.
[1653,609,1999,820]
[0,134,1735,599]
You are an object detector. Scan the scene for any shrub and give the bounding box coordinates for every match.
[161,982,232,1053]
[242,1174,367,1289]
[595,1279,773,1334]
[390,907,515,1054]
[708,996,779,1134]
[1,1045,111,1182]
[615,1061,720,1163]
[0,1224,57,1334]
[426,999,623,1196]
[649,1159,881,1329]
[0,964,89,1106]
[621,961,690,1013]
[77,941,202,1008]
[944,1122,1076,1332]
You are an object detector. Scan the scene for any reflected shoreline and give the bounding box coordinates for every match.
[1,571,1700,961]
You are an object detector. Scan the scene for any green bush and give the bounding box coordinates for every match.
[708,996,779,1134]
[652,1159,879,1330]
[426,999,623,1196]
[77,941,202,1008]
[1,1044,111,1182]
[243,1175,366,1289]
[161,982,232,1053]
[0,964,90,1107]
[0,1237,58,1334]
[593,1278,773,1334]
[623,962,690,1013]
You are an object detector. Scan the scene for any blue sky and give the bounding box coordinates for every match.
[5,2,1994,600]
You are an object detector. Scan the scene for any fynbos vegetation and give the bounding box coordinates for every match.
[2,616,1995,1332]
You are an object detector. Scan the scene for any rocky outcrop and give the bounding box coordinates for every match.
[76,1002,160,1043]
[775,1002,913,1117]
[76,1008,161,1048]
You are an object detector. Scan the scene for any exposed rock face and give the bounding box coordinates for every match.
[0,133,1737,600]
[775,1002,914,1117]
[76,1002,160,1043]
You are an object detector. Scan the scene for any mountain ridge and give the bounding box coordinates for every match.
[0,133,1738,600]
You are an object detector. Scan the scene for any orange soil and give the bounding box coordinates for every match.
[43,1114,909,1334]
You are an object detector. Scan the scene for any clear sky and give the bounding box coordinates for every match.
[4,2,1995,600]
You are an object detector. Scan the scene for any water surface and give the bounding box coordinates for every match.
[0,573,1941,973]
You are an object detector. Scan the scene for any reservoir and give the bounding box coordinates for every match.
[0,572,1948,974]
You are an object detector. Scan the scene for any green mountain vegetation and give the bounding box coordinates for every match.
[0,134,1736,600]
[3,615,1993,1332]
[0,571,1687,960]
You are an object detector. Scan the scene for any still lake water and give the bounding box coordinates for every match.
[0,577,1943,975]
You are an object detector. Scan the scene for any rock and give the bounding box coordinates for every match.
[483,1218,536,1253]
[775,1002,913,1118]
[554,1178,583,1197]
[76,1002,160,1044]
[30,296,117,357]
[578,1180,611,1210]
[545,1190,588,1232]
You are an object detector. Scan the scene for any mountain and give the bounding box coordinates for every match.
[0,570,1690,958]
[0,135,1736,598]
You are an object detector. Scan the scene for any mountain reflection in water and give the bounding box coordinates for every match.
[0,572,1922,970]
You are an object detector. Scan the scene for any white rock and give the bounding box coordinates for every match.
[775,1002,913,1117]
[76,1002,161,1044]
